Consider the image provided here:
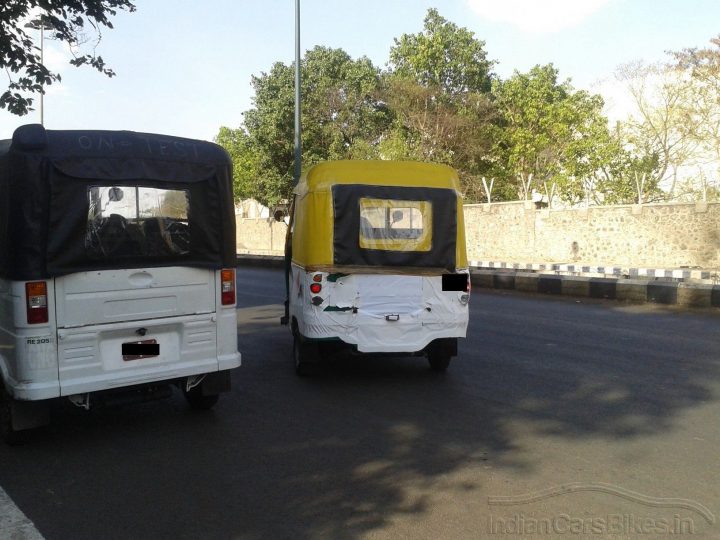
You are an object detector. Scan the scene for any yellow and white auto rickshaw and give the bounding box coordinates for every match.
[282,160,470,374]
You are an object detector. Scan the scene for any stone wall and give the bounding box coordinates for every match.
[236,201,720,268]
[464,201,720,267]
[236,217,287,256]
[463,202,536,262]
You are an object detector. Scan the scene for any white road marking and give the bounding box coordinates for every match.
[0,485,44,539]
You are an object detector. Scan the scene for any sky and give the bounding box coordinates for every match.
[2,0,720,142]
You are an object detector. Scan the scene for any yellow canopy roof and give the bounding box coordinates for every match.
[295,160,461,195]
[291,160,467,271]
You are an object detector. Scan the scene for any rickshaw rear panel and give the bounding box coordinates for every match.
[285,160,470,372]
[290,267,469,353]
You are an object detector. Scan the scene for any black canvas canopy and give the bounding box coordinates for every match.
[331,184,457,270]
[0,124,236,279]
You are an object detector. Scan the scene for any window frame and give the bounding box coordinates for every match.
[358,198,433,252]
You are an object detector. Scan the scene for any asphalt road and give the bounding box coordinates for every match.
[1,267,719,539]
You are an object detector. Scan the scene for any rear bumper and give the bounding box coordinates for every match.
[7,359,241,401]
[58,356,240,397]
[300,320,467,353]
[55,313,239,398]
[218,351,242,371]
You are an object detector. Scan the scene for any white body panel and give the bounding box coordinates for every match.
[0,267,240,401]
[289,263,468,353]
[55,268,216,328]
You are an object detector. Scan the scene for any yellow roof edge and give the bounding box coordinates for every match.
[295,160,461,194]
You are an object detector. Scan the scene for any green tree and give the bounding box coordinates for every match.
[492,64,621,202]
[301,47,390,162]
[1,0,136,115]
[574,124,661,205]
[214,126,270,203]
[384,8,497,202]
[388,8,493,95]
[239,59,295,205]
[219,46,389,205]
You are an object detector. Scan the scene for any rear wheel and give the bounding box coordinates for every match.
[427,338,456,372]
[428,352,451,372]
[427,343,452,372]
[182,384,220,410]
[0,385,24,445]
[294,333,319,376]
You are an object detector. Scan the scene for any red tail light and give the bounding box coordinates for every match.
[465,274,471,293]
[310,283,322,294]
[26,281,49,324]
[221,269,236,305]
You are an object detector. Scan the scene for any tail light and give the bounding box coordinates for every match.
[310,274,323,304]
[221,269,236,305]
[465,274,471,293]
[26,281,49,324]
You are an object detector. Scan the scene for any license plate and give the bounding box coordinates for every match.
[122,339,159,361]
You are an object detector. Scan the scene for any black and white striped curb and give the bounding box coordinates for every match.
[470,261,719,282]
[470,270,720,309]
[235,255,720,308]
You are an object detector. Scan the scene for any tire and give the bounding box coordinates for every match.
[293,333,318,376]
[182,384,220,411]
[0,385,24,445]
[428,350,451,372]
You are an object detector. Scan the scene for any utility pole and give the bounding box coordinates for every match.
[24,16,52,125]
[293,0,302,186]
[40,21,45,125]
[282,0,302,327]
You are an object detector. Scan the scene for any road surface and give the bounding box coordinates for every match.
[1,267,719,539]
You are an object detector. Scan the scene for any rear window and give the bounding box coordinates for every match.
[86,185,190,258]
[358,198,432,252]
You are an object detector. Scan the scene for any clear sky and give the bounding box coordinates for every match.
[2,0,719,142]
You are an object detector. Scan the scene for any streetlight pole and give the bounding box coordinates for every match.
[282,0,302,327]
[40,22,45,125]
[293,0,301,186]
[24,16,51,126]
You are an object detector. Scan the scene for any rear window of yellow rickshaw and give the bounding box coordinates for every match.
[358,198,432,252]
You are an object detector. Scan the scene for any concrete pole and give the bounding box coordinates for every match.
[293,0,301,186]
[40,23,44,126]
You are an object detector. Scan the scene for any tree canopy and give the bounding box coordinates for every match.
[217,10,719,206]
[491,64,628,203]
[218,46,389,206]
[382,9,497,201]
[1,0,135,115]
[388,8,493,96]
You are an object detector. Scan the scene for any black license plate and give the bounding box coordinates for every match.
[442,273,467,291]
[122,339,159,361]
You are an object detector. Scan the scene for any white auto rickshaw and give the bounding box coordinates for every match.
[0,124,241,443]
[282,160,470,375]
